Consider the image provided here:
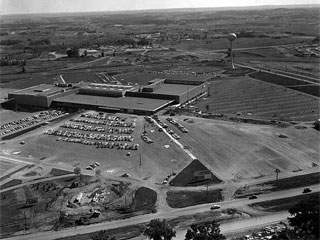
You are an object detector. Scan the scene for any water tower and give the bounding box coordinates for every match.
[228,33,237,69]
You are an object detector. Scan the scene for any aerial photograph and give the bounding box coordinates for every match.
[0,0,319,239]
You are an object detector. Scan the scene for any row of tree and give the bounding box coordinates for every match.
[92,219,225,240]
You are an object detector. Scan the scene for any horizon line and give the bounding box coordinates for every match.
[1,3,319,16]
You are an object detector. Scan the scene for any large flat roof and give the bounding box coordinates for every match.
[153,83,199,95]
[54,94,173,111]
[10,84,73,96]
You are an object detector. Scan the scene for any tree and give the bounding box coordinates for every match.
[74,167,81,175]
[288,195,319,238]
[143,219,176,240]
[184,220,226,240]
[95,169,102,180]
[275,168,280,181]
[92,230,115,240]
[205,105,210,112]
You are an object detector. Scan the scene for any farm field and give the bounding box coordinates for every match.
[160,115,320,181]
[191,76,319,121]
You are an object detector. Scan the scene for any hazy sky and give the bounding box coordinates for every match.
[1,0,319,15]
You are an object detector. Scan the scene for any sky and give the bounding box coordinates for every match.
[0,0,319,15]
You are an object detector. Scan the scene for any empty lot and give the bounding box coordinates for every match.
[162,116,320,181]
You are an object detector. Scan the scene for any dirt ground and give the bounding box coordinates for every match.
[160,115,320,181]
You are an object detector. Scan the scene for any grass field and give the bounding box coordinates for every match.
[166,189,222,208]
[249,71,311,87]
[191,77,319,121]
[235,172,320,198]
[160,116,320,181]
[250,192,319,212]
[289,85,320,97]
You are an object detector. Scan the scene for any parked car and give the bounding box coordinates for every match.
[248,195,257,200]
[303,188,312,193]
[210,205,220,210]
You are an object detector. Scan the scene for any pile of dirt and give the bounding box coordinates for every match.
[169,159,222,187]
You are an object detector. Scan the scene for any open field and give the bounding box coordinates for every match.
[166,189,223,208]
[235,172,320,198]
[0,158,24,176]
[249,71,312,87]
[189,76,319,121]
[160,116,320,181]
[250,192,319,212]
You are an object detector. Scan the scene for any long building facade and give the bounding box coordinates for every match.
[8,78,208,115]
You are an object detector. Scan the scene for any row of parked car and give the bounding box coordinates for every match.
[166,117,189,133]
[86,162,100,170]
[45,129,134,142]
[243,222,287,240]
[165,129,180,140]
[56,137,139,150]
[151,115,181,140]
[144,116,154,124]
[61,123,134,134]
[81,113,122,121]
[152,115,169,128]
[72,117,136,128]
[141,132,153,144]
[0,110,66,136]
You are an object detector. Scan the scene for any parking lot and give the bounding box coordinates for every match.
[44,112,139,151]
[0,110,67,138]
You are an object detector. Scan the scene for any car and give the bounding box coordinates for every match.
[210,205,220,210]
[86,166,93,170]
[248,195,257,200]
[303,188,312,193]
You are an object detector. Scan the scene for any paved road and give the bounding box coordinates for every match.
[174,211,289,239]
[0,173,76,193]
[152,117,197,160]
[3,184,318,240]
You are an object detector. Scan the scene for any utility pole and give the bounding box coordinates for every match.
[23,211,27,231]
[275,168,280,181]
[139,153,142,167]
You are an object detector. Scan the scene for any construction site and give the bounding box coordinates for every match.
[0,4,319,240]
